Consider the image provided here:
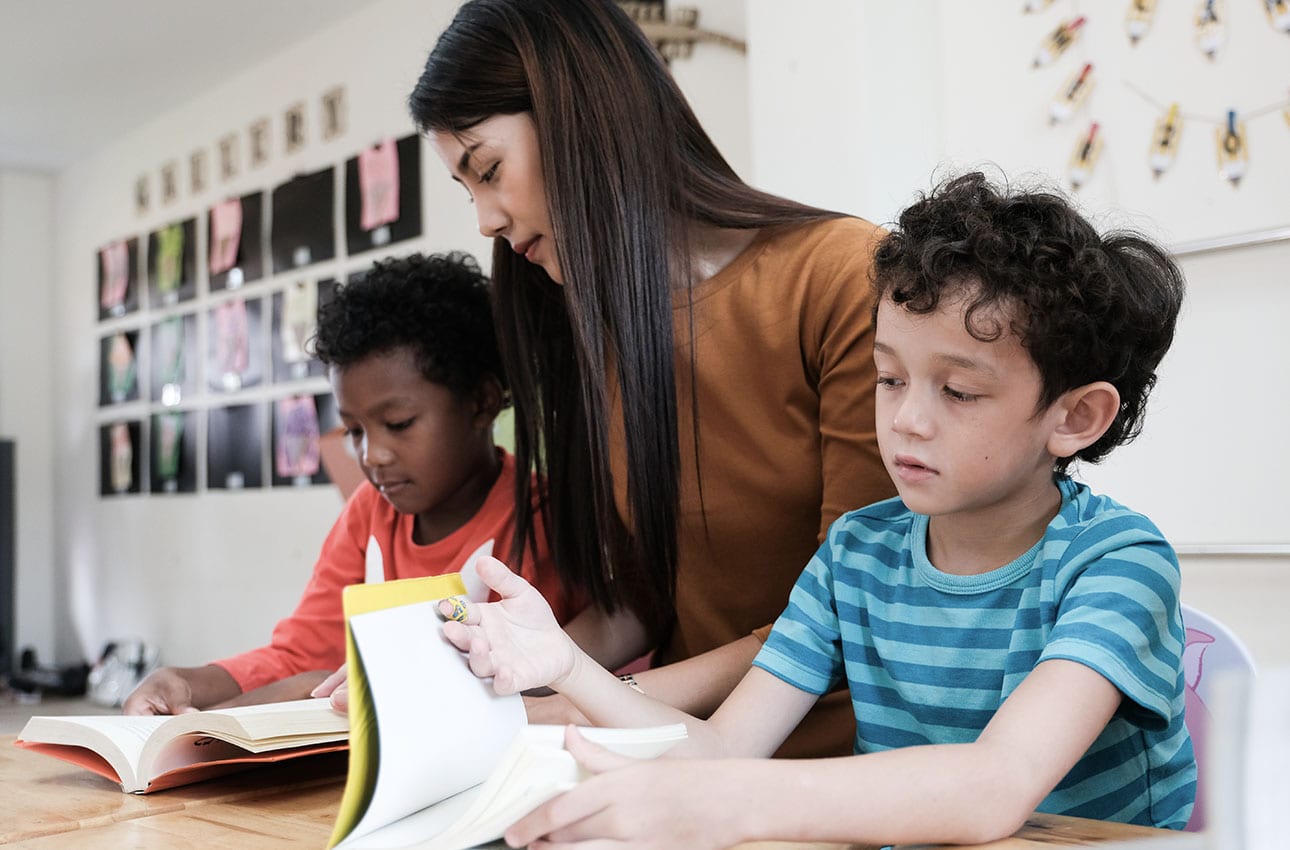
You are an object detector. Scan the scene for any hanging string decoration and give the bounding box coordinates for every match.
[1026,2,1290,189]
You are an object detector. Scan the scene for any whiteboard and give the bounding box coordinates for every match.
[1079,236,1290,549]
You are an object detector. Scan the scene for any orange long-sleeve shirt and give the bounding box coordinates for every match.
[216,449,575,692]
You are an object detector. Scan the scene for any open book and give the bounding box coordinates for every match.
[327,575,687,850]
[14,697,349,793]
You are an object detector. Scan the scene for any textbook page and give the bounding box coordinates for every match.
[17,714,169,786]
[340,599,526,845]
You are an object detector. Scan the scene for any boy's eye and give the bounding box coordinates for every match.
[877,376,904,389]
[387,418,414,432]
[943,386,979,402]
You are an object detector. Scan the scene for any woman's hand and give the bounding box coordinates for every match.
[439,556,577,695]
[504,727,743,850]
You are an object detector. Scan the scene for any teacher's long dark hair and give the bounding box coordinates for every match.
[410,0,839,642]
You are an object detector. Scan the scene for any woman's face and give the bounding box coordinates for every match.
[428,113,562,283]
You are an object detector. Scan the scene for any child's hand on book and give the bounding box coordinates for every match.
[310,664,349,714]
[504,726,737,850]
[122,668,203,716]
[439,555,576,695]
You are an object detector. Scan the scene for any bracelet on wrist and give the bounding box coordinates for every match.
[618,673,645,694]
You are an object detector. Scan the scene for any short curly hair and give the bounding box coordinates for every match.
[872,172,1185,471]
[311,251,506,400]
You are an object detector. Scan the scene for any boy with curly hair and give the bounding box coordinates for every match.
[436,173,1197,847]
[125,252,580,715]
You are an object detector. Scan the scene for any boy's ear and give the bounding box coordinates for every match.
[1047,381,1120,460]
[471,376,505,428]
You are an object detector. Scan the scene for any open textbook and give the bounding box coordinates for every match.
[327,574,688,850]
[14,697,348,793]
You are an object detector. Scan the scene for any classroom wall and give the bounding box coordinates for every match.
[16,0,748,671]
[0,169,58,668]
[7,0,1286,676]
[745,1,1290,665]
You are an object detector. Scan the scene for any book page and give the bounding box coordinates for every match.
[342,724,688,850]
[138,698,348,779]
[17,714,169,790]
[341,599,526,844]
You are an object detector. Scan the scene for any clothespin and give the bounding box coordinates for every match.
[1215,110,1248,187]
[1149,104,1183,180]
[1068,122,1102,189]
[1033,17,1085,68]
[1050,63,1094,124]
[1126,0,1157,44]
[1266,0,1290,33]
[1195,0,1226,60]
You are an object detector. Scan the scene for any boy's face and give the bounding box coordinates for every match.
[331,348,495,530]
[872,288,1067,523]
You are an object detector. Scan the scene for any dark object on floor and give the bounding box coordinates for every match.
[6,646,89,697]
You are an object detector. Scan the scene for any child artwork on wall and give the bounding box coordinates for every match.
[345,135,422,256]
[99,421,142,497]
[148,219,197,305]
[154,412,185,490]
[101,332,139,406]
[149,315,195,407]
[209,192,264,292]
[274,395,322,484]
[209,197,243,279]
[111,423,133,493]
[281,279,317,375]
[97,238,139,321]
[99,241,130,316]
[273,392,340,488]
[272,278,336,382]
[358,137,400,235]
[208,297,264,393]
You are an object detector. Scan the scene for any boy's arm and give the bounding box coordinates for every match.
[123,664,242,715]
[508,658,1122,849]
[209,670,334,709]
[523,633,762,724]
[444,557,814,756]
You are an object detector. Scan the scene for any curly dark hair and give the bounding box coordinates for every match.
[872,172,1185,471]
[311,251,506,400]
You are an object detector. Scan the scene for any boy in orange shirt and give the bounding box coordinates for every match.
[124,252,578,715]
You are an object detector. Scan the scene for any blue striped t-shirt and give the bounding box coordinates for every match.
[754,476,1196,829]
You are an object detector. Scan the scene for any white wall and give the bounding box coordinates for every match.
[744,1,1290,666]
[47,0,491,669]
[0,169,58,666]
[10,0,1288,675]
[22,0,749,670]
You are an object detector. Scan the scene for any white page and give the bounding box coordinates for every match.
[342,599,526,844]
[23,714,169,773]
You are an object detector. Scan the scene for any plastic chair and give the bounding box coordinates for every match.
[1180,603,1257,832]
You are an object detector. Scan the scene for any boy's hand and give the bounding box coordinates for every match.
[311,664,349,714]
[505,727,739,850]
[122,668,202,715]
[439,555,576,695]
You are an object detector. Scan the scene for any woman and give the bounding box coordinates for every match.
[410,0,894,757]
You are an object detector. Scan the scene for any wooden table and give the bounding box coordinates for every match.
[1,736,1195,849]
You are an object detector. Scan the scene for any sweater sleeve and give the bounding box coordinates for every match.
[213,485,375,692]
[804,219,895,543]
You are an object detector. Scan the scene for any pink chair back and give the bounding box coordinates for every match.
[1180,603,1256,832]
